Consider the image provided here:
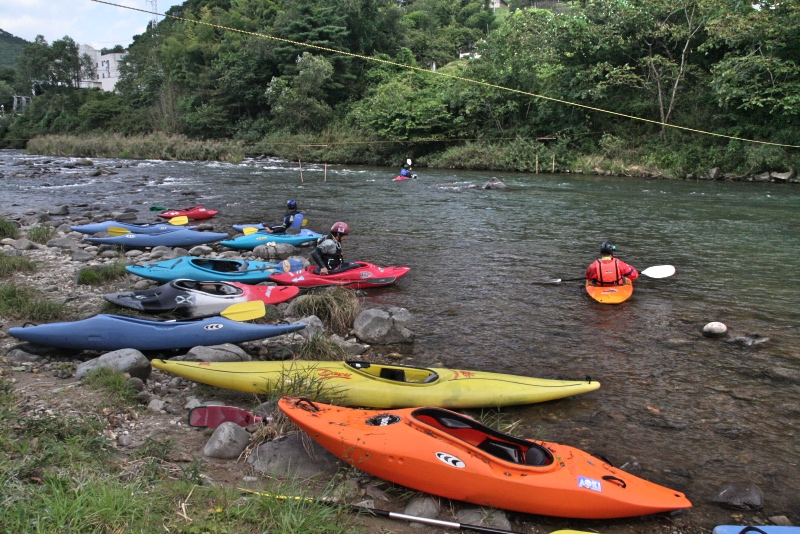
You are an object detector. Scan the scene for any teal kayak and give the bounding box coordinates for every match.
[9,314,306,351]
[126,257,304,284]
[220,229,323,250]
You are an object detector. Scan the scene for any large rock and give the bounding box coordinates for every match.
[248,432,342,477]
[75,348,151,380]
[203,422,251,459]
[177,343,253,362]
[353,306,414,344]
[713,481,764,510]
[252,243,297,261]
[46,236,79,250]
[481,177,507,189]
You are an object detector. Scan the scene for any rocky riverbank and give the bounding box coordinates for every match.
[1,206,795,534]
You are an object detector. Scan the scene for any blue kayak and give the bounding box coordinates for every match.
[72,221,196,234]
[713,528,800,534]
[220,229,323,250]
[126,257,304,284]
[8,314,306,351]
[84,229,229,248]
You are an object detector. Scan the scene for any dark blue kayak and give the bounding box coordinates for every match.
[84,229,229,248]
[8,314,306,351]
[71,221,196,234]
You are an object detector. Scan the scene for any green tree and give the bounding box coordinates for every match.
[266,53,335,132]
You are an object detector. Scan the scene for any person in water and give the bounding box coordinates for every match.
[264,199,301,234]
[585,241,639,285]
[310,221,356,275]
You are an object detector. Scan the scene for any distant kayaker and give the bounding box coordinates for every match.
[263,199,302,234]
[311,221,356,274]
[585,241,639,286]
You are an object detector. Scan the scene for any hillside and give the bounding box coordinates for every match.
[0,29,29,68]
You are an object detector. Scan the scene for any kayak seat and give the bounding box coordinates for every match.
[478,438,522,463]
[524,445,551,466]
[422,373,439,383]
[238,261,249,271]
[379,368,405,382]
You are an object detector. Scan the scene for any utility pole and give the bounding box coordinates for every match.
[146,0,158,31]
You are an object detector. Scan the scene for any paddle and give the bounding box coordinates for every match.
[541,264,676,285]
[150,205,166,212]
[108,227,132,236]
[238,488,528,534]
[168,216,189,225]
[188,405,263,428]
[243,227,260,235]
[177,300,266,322]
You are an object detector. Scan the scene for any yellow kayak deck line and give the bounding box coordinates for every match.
[152,359,599,409]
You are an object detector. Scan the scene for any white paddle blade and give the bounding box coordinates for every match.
[640,265,675,278]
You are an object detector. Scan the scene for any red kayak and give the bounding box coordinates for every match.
[269,261,410,289]
[157,206,218,220]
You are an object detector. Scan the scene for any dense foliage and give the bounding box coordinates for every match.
[2,0,799,178]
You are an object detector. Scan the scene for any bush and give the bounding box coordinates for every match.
[0,254,35,277]
[287,287,361,335]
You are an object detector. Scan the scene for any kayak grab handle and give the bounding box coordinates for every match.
[602,475,627,488]
[294,397,320,412]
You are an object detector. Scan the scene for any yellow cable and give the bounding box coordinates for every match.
[92,0,800,149]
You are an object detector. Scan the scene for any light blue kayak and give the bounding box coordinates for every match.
[84,229,229,248]
[220,229,323,250]
[713,527,800,534]
[126,257,304,283]
[71,221,195,234]
[9,314,306,351]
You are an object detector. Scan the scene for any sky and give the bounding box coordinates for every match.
[0,0,186,49]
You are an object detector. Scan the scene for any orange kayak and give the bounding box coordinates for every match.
[585,278,633,304]
[278,397,692,519]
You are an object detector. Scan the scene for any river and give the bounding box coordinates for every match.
[1,149,798,530]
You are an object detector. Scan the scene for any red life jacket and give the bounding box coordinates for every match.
[593,258,623,285]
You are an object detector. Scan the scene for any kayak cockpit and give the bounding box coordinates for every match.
[411,407,553,466]
[345,361,439,384]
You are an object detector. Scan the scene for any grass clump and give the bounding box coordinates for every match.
[76,260,128,285]
[295,334,349,362]
[26,224,56,244]
[0,217,19,239]
[0,282,67,321]
[82,366,140,407]
[0,253,36,277]
[288,287,361,335]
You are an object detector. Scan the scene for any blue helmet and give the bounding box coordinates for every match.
[287,199,297,210]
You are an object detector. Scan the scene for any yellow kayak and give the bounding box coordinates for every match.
[151,359,599,409]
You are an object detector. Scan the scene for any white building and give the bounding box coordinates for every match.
[79,44,125,91]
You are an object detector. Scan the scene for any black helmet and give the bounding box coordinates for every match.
[600,241,616,255]
[287,199,297,210]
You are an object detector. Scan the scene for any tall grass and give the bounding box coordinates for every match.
[0,217,19,239]
[76,260,128,285]
[0,282,67,321]
[82,367,140,407]
[27,133,245,162]
[26,224,55,244]
[287,287,361,335]
[0,254,36,277]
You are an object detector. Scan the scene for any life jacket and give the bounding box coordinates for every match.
[285,212,303,234]
[593,258,623,286]
[312,236,343,269]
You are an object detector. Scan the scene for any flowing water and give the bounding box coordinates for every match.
[2,149,799,528]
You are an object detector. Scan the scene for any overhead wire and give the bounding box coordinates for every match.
[91,0,799,149]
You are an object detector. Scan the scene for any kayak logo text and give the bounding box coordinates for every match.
[203,324,224,330]
[578,476,602,492]
[435,452,466,468]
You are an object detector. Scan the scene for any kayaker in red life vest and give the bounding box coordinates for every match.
[585,241,639,286]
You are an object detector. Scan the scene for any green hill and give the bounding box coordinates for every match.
[0,29,29,68]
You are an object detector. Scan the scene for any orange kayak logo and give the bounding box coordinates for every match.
[317,369,352,380]
[435,452,465,468]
